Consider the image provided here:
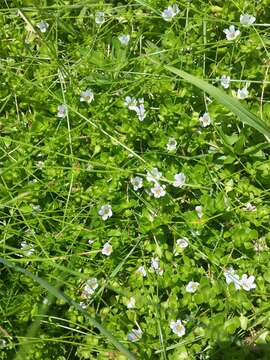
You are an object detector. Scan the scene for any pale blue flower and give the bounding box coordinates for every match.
[95,11,105,25]
[161,4,179,22]
[37,20,49,33]
[118,34,130,45]
[240,14,256,26]
[224,25,240,40]
[170,320,185,337]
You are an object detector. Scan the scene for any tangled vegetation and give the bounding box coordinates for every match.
[1,1,270,359]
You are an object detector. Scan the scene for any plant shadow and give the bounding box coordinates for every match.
[209,340,270,360]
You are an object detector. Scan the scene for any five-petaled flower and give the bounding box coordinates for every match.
[170,320,186,337]
[95,11,105,25]
[161,4,180,22]
[186,281,200,293]
[124,96,137,110]
[151,183,166,198]
[240,274,256,291]
[220,75,231,89]
[136,266,147,277]
[245,202,256,212]
[167,137,177,151]
[224,267,241,290]
[151,257,164,275]
[98,204,113,220]
[124,96,146,121]
[135,98,146,121]
[237,88,249,99]
[101,242,113,256]
[240,14,256,26]
[199,112,211,127]
[224,25,240,40]
[173,172,186,188]
[18,241,35,257]
[127,297,136,309]
[195,205,203,219]
[118,34,130,45]
[147,167,162,183]
[174,238,189,255]
[80,89,94,104]
[82,277,99,297]
[131,176,143,191]
[57,104,67,118]
[127,326,143,342]
[37,20,49,33]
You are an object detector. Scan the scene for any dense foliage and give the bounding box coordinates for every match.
[1,1,270,359]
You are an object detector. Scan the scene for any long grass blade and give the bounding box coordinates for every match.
[0,257,137,360]
[163,64,270,138]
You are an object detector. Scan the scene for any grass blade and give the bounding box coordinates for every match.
[0,257,137,360]
[163,64,270,138]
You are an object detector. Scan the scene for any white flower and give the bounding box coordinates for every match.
[224,267,241,290]
[220,75,231,89]
[127,327,143,342]
[136,266,147,277]
[36,160,44,169]
[130,176,143,191]
[80,89,94,104]
[240,14,256,26]
[43,297,50,305]
[176,238,189,248]
[79,301,88,309]
[146,167,162,183]
[199,112,211,127]
[151,257,159,271]
[245,202,256,212]
[186,281,200,293]
[124,96,145,120]
[253,237,267,253]
[127,297,136,309]
[151,257,164,275]
[98,204,112,220]
[161,4,180,22]
[57,104,67,118]
[83,277,99,296]
[124,96,137,110]
[223,25,241,40]
[18,241,35,257]
[174,237,189,255]
[151,183,166,198]
[95,11,105,25]
[166,137,177,151]
[237,88,249,99]
[170,319,186,337]
[240,274,256,291]
[88,239,94,245]
[195,205,203,219]
[173,172,186,188]
[101,242,113,256]
[86,163,93,171]
[135,98,146,121]
[118,34,130,45]
[31,204,41,212]
[37,20,49,33]
[0,339,6,348]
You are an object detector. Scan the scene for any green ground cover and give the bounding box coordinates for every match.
[1,1,270,359]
